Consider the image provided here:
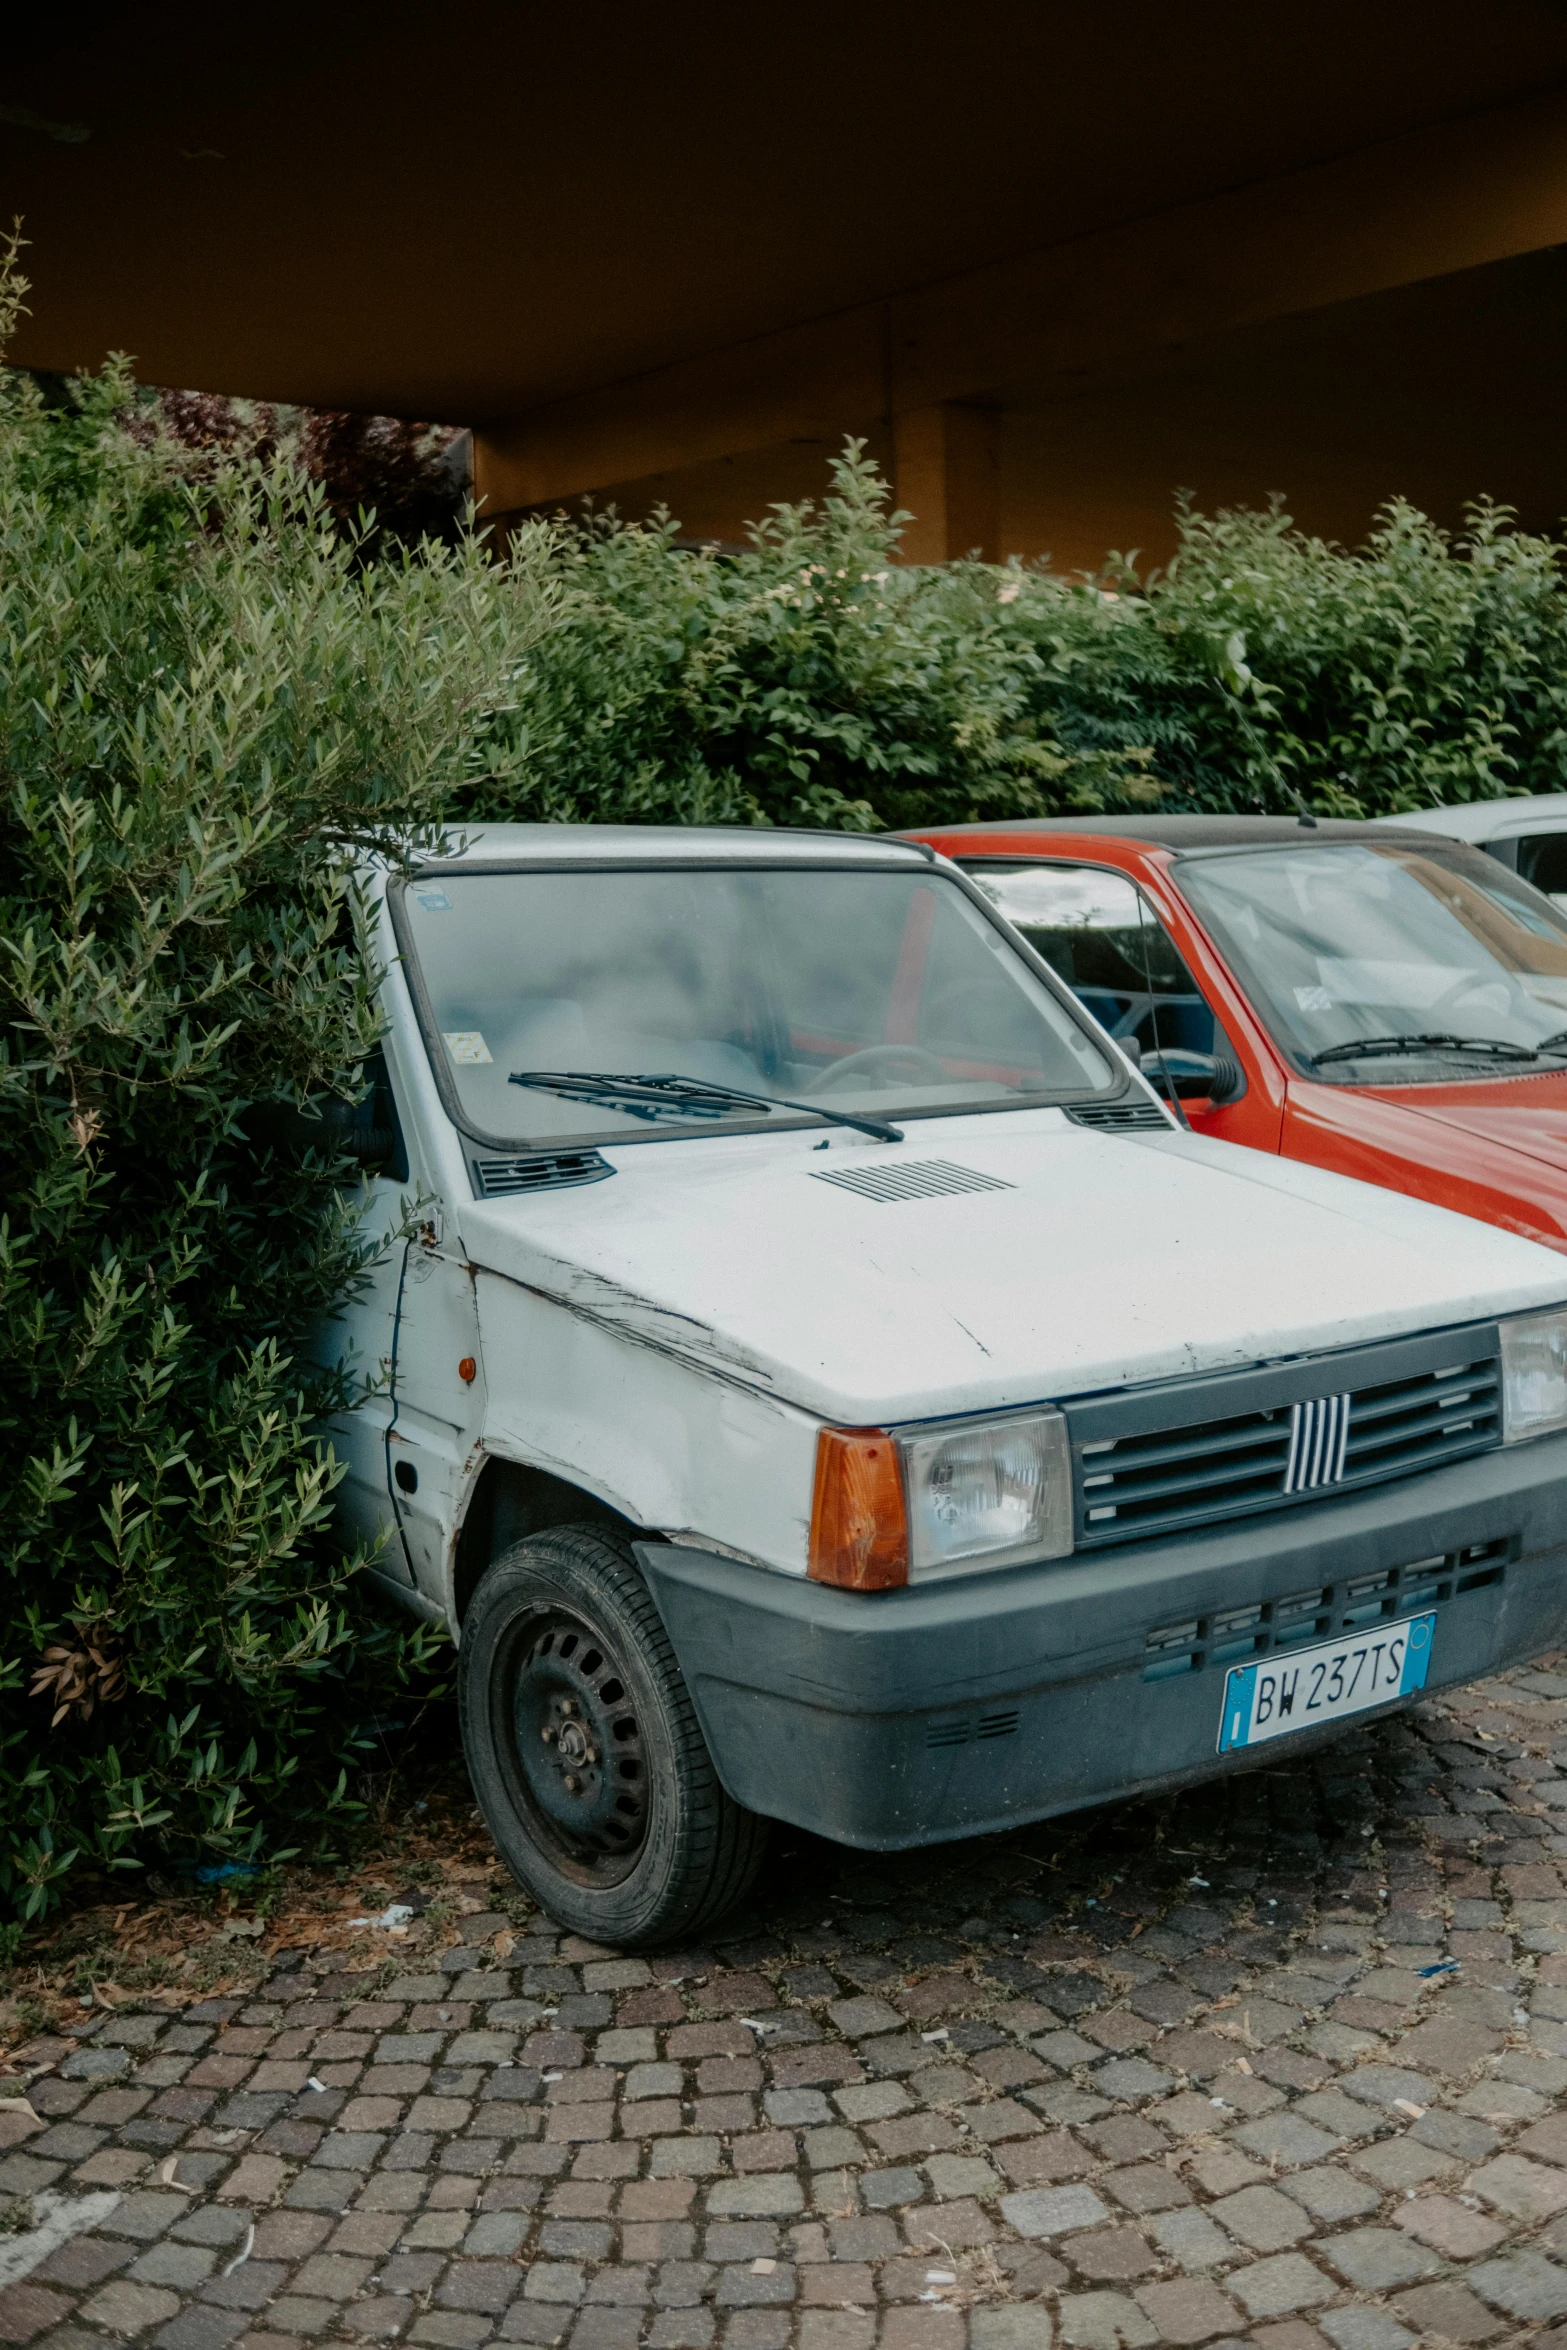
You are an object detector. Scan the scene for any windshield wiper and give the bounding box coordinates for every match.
[1308,1031,1567,1068]
[508,1069,904,1143]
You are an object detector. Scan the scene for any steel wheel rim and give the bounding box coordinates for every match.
[498,1604,650,1887]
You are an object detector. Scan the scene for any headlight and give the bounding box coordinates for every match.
[1500,1305,1567,1443]
[903,1411,1073,1578]
[808,1410,1073,1589]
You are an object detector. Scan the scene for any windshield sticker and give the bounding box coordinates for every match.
[443,1031,493,1065]
[1294,985,1334,1009]
[415,889,452,912]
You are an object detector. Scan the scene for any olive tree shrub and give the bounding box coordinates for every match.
[0,248,548,1920]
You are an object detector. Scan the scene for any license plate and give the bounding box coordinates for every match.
[1217,1613,1435,1753]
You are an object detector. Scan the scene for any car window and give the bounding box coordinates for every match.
[393,863,1119,1147]
[963,862,1219,1064]
[1177,842,1567,1082]
[1513,833,1567,910]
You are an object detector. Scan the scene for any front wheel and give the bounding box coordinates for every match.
[457,1523,768,1946]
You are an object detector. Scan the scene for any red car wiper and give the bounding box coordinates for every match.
[1309,1032,1560,1067]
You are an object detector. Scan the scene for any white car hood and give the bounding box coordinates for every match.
[459,1110,1567,1424]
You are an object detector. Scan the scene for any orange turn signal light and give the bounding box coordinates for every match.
[808,1427,909,1591]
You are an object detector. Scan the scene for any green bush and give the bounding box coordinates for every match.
[469,456,1567,832]
[479,466,1567,831]
[0,246,546,1920]
[469,449,1147,835]
[1008,497,1567,817]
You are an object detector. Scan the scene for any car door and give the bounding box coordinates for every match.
[317,1038,485,1615]
[961,857,1281,1146]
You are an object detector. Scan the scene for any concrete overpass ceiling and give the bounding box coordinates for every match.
[5,1,1567,415]
[1000,247,1567,571]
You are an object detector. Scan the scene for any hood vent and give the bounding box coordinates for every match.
[474,1149,614,1197]
[812,1158,1013,1203]
[1066,1101,1171,1132]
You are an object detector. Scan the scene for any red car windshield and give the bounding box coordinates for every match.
[1177,842,1567,1081]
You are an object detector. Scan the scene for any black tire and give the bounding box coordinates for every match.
[457,1522,769,1946]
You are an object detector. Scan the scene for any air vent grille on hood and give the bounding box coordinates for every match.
[811,1158,1014,1203]
[1066,1101,1171,1132]
[474,1149,614,1197]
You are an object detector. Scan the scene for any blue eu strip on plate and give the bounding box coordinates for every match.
[1218,1612,1435,1754]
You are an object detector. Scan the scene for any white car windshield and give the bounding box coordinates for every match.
[395,861,1119,1145]
[1178,842,1567,1080]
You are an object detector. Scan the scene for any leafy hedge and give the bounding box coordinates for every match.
[7,223,1567,1919]
[472,459,1567,832]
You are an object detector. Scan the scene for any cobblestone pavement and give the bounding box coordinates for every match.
[7,1661,1567,2350]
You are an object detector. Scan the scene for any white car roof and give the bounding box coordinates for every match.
[415,823,930,866]
[1381,793,1567,843]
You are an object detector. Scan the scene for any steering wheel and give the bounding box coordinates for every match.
[1420,970,1521,1026]
[814,1044,950,1092]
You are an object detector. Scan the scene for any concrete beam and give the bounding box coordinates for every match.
[474,80,1567,514]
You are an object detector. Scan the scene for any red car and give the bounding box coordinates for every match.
[908,816,1567,1254]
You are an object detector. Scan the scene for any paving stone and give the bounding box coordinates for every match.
[859,2170,921,2211]
[526,2264,587,2304]
[1317,2227,1440,2291]
[1290,2091,1376,2143]
[82,2277,183,2330]
[1390,2279,1506,2342]
[1316,2316,1415,2350]
[1057,2291,1159,2348]
[797,2316,875,2350]
[1103,2167,1190,2216]
[1395,2192,1509,2258]
[1223,2255,1334,2318]
[969,2311,1058,2350]
[1276,2167,1379,2224]
[1410,2105,1497,2161]
[1349,2136,1456,2192]
[1062,2225,1158,2281]
[1209,2187,1310,2253]
[1132,2277,1243,2342]
[1465,2248,1567,2321]
[651,2139,722,2178]
[0,2283,77,2344]
[1231,2115,1339,2169]
[1000,2186,1110,2239]
[128,2242,218,2288]
[1091,2061,1173,2103]
[1469,2150,1567,2221]
[1145,2211,1233,2272]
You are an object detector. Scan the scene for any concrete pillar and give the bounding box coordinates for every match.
[892,402,1001,562]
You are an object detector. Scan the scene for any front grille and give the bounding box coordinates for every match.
[1070,1339,1501,1549]
[1065,1101,1171,1131]
[473,1149,614,1197]
[1141,1540,1509,1681]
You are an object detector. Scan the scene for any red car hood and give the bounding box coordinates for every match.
[1282,1068,1567,1256]
[1368,1071,1567,1172]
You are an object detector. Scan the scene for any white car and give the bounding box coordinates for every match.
[319,824,1567,1946]
[1383,791,1567,906]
